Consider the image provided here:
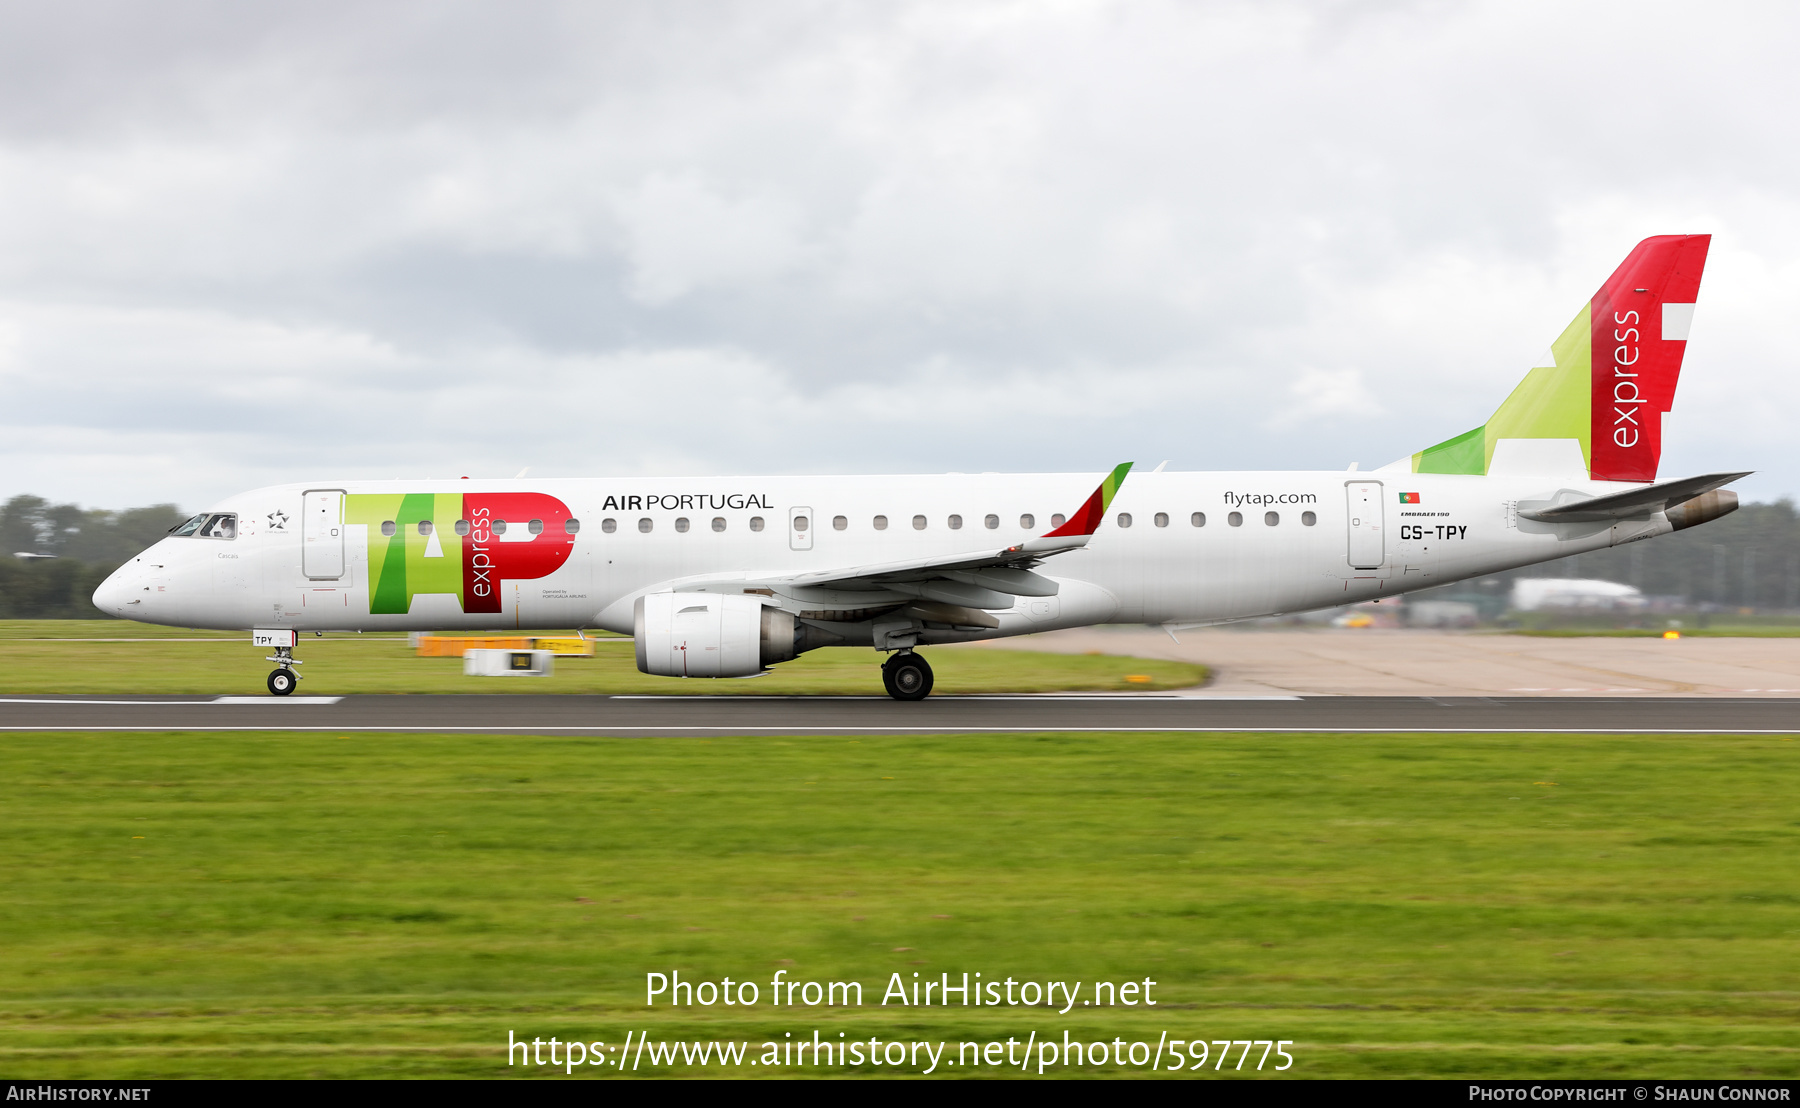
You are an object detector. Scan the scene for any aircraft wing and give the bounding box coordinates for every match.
[1517,471,1752,522]
[668,464,1133,625]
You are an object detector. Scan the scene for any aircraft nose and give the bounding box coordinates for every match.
[92,567,137,615]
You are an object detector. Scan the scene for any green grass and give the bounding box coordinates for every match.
[1507,611,1800,636]
[1513,627,1800,638]
[0,619,255,639]
[0,621,1204,695]
[2,729,1798,1078]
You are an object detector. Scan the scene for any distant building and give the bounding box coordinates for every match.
[1405,599,1481,627]
[1511,578,1644,611]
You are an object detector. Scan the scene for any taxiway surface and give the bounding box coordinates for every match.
[965,627,1800,696]
[2,693,1796,734]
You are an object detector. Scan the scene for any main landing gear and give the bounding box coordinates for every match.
[882,651,934,701]
[267,644,302,696]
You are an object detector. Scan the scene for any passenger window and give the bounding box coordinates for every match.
[1020,514,1035,529]
[984,514,999,529]
[638,518,653,533]
[1228,511,1243,527]
[794,515,809,532]
[1051,513,1065,528]
[418,520,433,536]
[529,519,544,535]
[832,515,847,530]
[565,518,580,534]
[712,517,726,532]
[493,520,508,535]
[601,518,617,533]
[750,517,765,532]
[675,517,690,533]
[1191,512,1205,527]
[1302,511,1317,526]
[1265,511,1279,526]
[1117,512,1133,528]
[381,520,396,537]
[1154,512,1169,528]
[912,515,927,530]
[873,515,888,530]
[948,514,963,530]
[455,520,471,536]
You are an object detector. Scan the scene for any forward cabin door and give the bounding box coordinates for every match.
[302,489,346,580]
[1345,481,1385,570]
[789,506,813,551]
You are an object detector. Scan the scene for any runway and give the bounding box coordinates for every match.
[2,693,1797,734]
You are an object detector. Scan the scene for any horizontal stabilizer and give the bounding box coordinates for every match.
[1517,471,1751,522]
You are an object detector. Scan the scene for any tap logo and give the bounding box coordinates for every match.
[345,492,575,615]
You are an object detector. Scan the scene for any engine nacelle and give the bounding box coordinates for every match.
[633,593,797,677]
[1667,489,1738,532]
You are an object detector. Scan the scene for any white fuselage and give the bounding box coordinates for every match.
[93,469,1667,641]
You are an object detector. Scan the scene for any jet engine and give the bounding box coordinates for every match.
[1666,489,1738,531]
[633,592,799,677]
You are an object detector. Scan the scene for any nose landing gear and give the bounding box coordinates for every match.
[254,629,305,696]
[265,644,302,696]
[882,651,934,701]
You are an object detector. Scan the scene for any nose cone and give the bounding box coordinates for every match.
[92,566,137,616]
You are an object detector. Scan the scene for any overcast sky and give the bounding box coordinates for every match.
[2,0,1798,512]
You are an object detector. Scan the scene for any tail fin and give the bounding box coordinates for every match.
[1409,234,1710,481]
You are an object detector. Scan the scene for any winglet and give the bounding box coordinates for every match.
[1042,462,1133,539]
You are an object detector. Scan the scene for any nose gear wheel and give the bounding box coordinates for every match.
[265,643,301,696]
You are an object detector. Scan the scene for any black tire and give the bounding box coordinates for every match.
[884,653,934,701]
[267,669,296,696]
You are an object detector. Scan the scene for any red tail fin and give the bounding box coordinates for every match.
[1590,234,1710,482]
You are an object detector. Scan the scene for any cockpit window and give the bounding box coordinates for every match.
[172,512,237,539]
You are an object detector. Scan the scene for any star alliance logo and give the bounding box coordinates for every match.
[267,510,289,531]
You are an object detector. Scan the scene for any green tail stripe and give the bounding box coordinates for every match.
[1410,304,1594,476]
[1413,426,1485,475]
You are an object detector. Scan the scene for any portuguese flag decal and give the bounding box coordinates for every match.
[1399,492,1421,504]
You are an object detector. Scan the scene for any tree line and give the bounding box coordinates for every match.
[2,491,1795,620]
[1426,499,1800,611]
[0,495,186,618]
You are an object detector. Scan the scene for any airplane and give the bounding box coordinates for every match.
[93,234,1746,699]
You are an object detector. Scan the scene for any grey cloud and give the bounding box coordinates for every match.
[0,0,1797,510]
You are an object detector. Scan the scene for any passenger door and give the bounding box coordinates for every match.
[1345,481,1385,570]
[302,489,346,580]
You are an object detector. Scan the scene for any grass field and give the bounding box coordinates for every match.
[0,620,1205,696]
[2,728,1798,1078]
[1514,628,1800,638]
[1509,612,1800,636]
